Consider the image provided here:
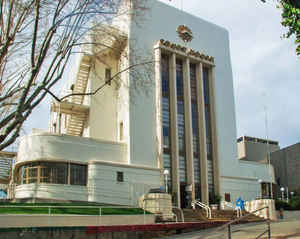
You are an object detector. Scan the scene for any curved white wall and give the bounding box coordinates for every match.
[15,133,160,205]
[16,133,127,165]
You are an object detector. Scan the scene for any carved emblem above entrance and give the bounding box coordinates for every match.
[177,25,193,43]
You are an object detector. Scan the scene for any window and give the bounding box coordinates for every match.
[225,193,231,202]
[70,164,87,186]
[120,122,124,141]
[18,162,86,186]
[117,171,124,182]
[105,68,111,85]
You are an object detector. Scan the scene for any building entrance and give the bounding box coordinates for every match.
[180,184,188,208]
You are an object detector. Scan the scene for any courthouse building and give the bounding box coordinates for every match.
[12,0,274,207]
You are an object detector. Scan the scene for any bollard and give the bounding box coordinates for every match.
[279,208,284,219]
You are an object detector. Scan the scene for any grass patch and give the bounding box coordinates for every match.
[0,203,150,215]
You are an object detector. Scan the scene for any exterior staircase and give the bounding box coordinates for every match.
[51,55,91,137]
[66,57,90,136]
[183,209,264,223]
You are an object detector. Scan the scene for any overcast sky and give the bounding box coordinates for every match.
[21,0,300,150]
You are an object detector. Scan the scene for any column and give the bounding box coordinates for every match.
[154,48,164,181]
[196,63,209,204]
[183,58,195,202]
[209,66,220,195]
[169,53,180,207]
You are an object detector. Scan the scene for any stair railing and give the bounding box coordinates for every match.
[197,206,271,239]
[221,201,242,218]
[191,200,211,219]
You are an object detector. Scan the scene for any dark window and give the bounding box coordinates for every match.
[117,171,124,182]
[120,122,124,141]
[225,193,231,202]
[105,68,111,85]
[70,164,87,186]
[161,55,169,94]
[176,59,184,98]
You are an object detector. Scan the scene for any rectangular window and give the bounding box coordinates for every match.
[105,68,111,85]
[117,171,124,182]
[225,193,231,202]
[70,164,87,186]
[120,122,124,141]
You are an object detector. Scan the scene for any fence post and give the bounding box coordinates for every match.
[228,224,232,239]
[99,208,102,226]
[48,207,51,227]
[143,207,146,225]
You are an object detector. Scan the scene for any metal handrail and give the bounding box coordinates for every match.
[197,206,271,239]
[220,201,242,218]
[191,200,211,219]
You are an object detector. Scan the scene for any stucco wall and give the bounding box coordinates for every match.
[89,55,119,142]
[15,133,160,205]
[15,184,88,202]
[271,143,300,191]
[220,160,275,202]
[88,162,160,206]
[16,133,127,165]
[126,0,239,171]
[243,141,280,161]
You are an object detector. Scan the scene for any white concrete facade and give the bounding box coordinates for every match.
[14,133,160,205]
[13,0,274,206]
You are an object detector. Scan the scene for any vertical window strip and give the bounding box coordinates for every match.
[190,63,201,187]
[203,67,212,160]
[176,59,186,183]
[203,66,214,192]
[161,54,172,181]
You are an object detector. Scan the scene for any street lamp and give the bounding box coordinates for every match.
[280,187,285,201]
[262,99,273,199]
[291,191,294,198]
[163,169,169,194]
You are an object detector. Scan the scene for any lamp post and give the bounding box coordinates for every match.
[291,191,294,198]
[163,169,169,194]
[263,104,273,199]
[280,187,285,201]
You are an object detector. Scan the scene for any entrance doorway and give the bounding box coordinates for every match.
[180,184,188,208]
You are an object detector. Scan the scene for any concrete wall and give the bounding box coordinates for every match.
[17,133,127,165]
[15,133,160,205]
[127,0,239,176]
[220,161,275,202]
[88,162,160,206]
[88,54,119,142]
[15,184,88,202]
[241,141,280,161]
[0,214,155,228]
[271,143,300,192]
[0,230,156,239]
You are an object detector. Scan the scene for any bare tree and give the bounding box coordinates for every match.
[0,0,152,150]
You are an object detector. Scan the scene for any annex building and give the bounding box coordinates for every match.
[12,0,274,207]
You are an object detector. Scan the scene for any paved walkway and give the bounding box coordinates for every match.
[161,211,300,239]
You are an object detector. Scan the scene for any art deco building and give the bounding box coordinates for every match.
[12,0,274,207]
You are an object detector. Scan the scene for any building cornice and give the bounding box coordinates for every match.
[154,39,215,66]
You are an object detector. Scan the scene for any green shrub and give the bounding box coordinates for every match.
[275,199,290,210]
[275,196,300,210]
[289,196,300,210]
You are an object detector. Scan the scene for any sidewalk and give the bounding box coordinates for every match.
[161,211,300,239]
